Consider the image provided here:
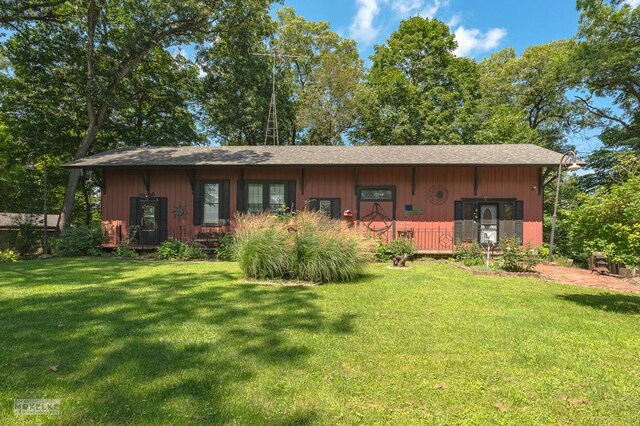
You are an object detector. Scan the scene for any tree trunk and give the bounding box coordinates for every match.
[82,177,92,225]
[57,123,99,233]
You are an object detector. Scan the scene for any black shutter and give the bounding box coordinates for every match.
[193,182,202,225]
[237,180,245,213]
[515,200,524,244]
[129,197,139,228]
[461,202,477,242]
[454,201,462,244]
[331,198,341,219]
[515,201,524,220]
[220,180,231,223]
[158,197,168,243]
[308,198,319,211]
[287,181,296,212]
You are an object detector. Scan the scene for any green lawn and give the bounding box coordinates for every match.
[0,259,638,425]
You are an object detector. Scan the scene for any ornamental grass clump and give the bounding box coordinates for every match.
[234,211,375,283]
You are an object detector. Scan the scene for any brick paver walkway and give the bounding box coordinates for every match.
[536,264,640,294]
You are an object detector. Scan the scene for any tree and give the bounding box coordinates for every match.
[198,8,276,145]
[353,17,480,146]
[477,41,578,149]
[573,0,640,188]
[274,7,363,145]
[199,6,363,146]
[0,0,274,231]
[568,158,640,266]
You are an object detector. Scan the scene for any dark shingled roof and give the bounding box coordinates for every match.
[63,144,585,168]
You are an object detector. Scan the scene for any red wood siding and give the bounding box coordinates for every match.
[102,166,543,250]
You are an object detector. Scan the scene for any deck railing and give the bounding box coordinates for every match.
[104,223,455,253]
[361,225,454,253]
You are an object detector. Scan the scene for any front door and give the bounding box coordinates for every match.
[479,204,498,246]
[139,199,160,245]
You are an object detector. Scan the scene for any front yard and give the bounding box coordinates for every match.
[0,259,638,424]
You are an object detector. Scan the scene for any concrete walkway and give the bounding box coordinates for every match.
[536,264,640,294]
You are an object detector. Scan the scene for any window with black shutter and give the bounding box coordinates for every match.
[192,180,231,226]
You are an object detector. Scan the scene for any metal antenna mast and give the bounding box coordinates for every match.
[252,49,302,145]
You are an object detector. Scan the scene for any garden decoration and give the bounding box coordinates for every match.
[361,202,392,233]
[428,184,449,205]
[589,252,610,275]
[392,254,410,267]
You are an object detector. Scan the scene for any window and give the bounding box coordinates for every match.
[359,188,394,201]
[308,198,341,219]
[193,180,230,226]
[203,183,219,224]
[503,202,514,220]
[242,181,295,213]
[247,183,264,213]
[141,203,156,231]
[269,183,286,211]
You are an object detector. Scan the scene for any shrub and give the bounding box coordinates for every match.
[374,236,416,261]
[157,238,186,260]
[12,219,41,256]
[234,211,375,283]
[568,175,640,266]
[453,242,484,263]
[215,233,235,261]
[462,257,484,267]
[114,240,138,258]
[235,215,292,279]
[497,237,543,272]
[157,238,207,260]
[182,241,208,260]
[0,249,19,263]
[55,224,108,257]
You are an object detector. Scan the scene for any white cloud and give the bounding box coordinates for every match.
[349,0,381,44]
[446,14,460,28]
[624,0,639,8]
[418,0,441,18]
[453,26,506,57]
[389,0,423,15]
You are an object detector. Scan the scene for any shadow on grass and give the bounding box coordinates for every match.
[0,259,351,423]
[557,293,640,314]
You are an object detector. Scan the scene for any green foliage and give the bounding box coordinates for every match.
[497,237,543,272]
[478,41,577,150]
[0,249,19,263]
[234,211,374,283]
[182,241,208,261]
[353,16,480,145]
[375,237,416,261]
[157,238,187,260]
[215,233,236,261]
[568,175,640,266]
[114,241,138,258]
[12,219,41,257]
[157,238,207,261]
[452,242,484,263]
[55,224,107,257]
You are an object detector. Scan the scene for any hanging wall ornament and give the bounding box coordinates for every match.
[428,184,448,205]
[173,205,187,219]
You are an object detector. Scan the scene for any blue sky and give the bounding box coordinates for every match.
[275,1,610,155]
[278,0,580,61]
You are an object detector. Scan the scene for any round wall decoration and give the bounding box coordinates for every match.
[428,184,448,205]
[173,205,187,219]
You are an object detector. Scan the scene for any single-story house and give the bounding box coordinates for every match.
[63,144,581,253]
[0,213,59,250]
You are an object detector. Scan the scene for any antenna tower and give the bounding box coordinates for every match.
[252,49,302,145]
